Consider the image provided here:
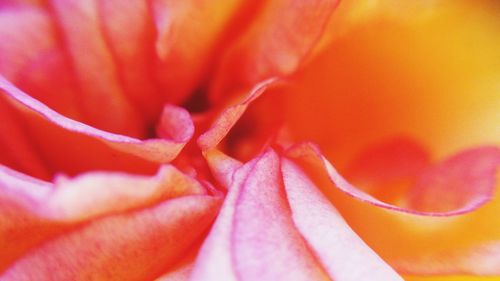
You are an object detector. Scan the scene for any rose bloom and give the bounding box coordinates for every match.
[0,0,499,280]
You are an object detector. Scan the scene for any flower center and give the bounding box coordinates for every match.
[224,1,500,208]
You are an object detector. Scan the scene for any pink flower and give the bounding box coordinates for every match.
[1,0,499,280]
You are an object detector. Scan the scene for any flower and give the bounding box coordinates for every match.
[0,1,499,281]
[199,0,500,279]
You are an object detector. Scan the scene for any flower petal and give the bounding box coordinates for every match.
[210,0,339,100]
[287,142,500,216]
[151,0,247,104]
[281,158,402,280]
[198,78,276,151]
[47,166,207,222]
[230,150,329,280]
[0,163,218,274]
[155,262,193,281]
[1,194,221,280]
[0,96,49,179]
[97,0,164,121]
[280,0,500,168]
[189,156,255,281]
[0,76,193,178]
[48,0,146,136]
[202,148,242,189]
[286,143,500,275]
[409,147,500,213]
[195,149,402,280]
[0,5,81,118]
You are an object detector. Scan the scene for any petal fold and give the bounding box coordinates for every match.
[286,143,500,275]
[0,76,193,178]
[193,149,402,280]
[0,163,220,276]
[282,158,402,280]
[211,0,339,99]
[1,194,220,280]
[48,0,145,136]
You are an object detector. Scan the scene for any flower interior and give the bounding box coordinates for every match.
[225,0,500,212]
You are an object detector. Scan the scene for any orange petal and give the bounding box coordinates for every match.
[281,0,500,168]
[202,148,242,189]
[210,0,339,100]
[97,0,164,122]
[151,0,248,104]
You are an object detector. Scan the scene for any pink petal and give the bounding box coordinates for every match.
[47,165,207,222]
[1,194,221,280]
[286,142,499,216]
[281,158,402,280]
[0,77,193,178]
[230,150,328,281]
[286,142,500,275]
[189,157,257,281]
[0,163,218,274]
[409,146,500,213]
[196,146,403,280]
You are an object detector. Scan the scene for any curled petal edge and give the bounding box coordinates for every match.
[285,142,499,217]
[0,162,222,274]
[197,77,499,217]
[0,75,193,163]
[0,162,217,223]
